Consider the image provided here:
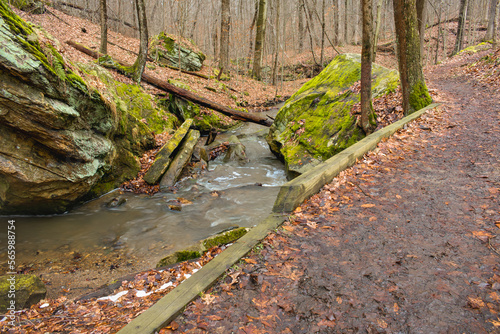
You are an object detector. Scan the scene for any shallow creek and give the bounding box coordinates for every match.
[0,108,286,298]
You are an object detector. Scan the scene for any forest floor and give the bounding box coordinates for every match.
[161,51,500,333]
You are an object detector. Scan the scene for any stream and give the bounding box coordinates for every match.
[0,107,286,296]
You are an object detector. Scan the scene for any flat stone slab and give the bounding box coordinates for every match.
[143,119,193,185]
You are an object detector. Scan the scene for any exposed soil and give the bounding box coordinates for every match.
[163,53,500,333]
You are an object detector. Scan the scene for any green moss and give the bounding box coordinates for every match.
[168,95,238,133]
[408,80,432,114]
[176,250,201,262]
[458,42,492,55]
[268,53,399,176]
[203,227,248,249]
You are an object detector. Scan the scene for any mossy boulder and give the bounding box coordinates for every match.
[166,95,239,133]
[149,32,206,71]
[0,3,154,214]
[156,227,248,267]
[458,42,492,55]
[0,275,46,311]
[267,53,399,178]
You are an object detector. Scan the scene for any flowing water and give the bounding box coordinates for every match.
[0,108,286,277]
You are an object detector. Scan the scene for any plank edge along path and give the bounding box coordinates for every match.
[117,103,440,334]
[273,103,441,213]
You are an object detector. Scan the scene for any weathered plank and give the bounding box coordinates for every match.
[143,119,193,185]
[273,103,441,213]
[159,129,200,189]
[116,214,284,334]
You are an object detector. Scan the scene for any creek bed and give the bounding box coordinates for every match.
[0,109,286,299]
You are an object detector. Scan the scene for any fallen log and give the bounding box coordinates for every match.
[66,41,272,127]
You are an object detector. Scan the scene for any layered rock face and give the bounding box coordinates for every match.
[267,53,399,178]
[0,3,154,214]
[149,32,206,72]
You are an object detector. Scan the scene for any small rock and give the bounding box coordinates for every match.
[106,197,127,208]
[169,204,182,211]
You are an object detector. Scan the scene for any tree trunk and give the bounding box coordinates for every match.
[344,0,349,45]
[298,0,305,52]
[485,0,499,41]
[361,0,376,134]
[416,0,426,62]
[272,0,281,85]
[320,0,326,66]
[393,0,432,115]
[373,0,383,59]
[220,0,231,73]
[247,0,259,68]
[99,0,107,54]
[253,0,268,80]
[132,0,148,83]
[452,0,469,56]
[334,0,340,45]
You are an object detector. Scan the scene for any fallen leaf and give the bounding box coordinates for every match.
[282,225,295,232]
[377,319,388,328]
[369,216,377,222]
[336,296,342,304]
[306,221,317,229]
[468,296,485,309]
[489,319,500,327]
[201,293,217,305]
[393,303,399,313]
[317,319,336,328]
[244,258,257,264]
[361,204,376,208]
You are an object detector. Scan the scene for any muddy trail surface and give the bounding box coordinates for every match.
[165,56,500,333]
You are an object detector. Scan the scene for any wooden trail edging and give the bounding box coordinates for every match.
[273,103,441,213]
[117,103,441,333]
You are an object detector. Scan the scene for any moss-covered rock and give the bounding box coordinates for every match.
[267,53,399,178]
[0,275,46,311]
[156,227,248,267]
[0,4,154,214]
[149,32,206,72]
[166,95,239,133]
[458,42,492,55]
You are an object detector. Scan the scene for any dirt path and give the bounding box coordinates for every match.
[164,55,500,333]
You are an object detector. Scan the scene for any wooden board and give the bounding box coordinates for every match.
[273,103,441,213]
[117,215,284,334]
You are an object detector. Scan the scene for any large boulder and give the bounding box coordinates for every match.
[0,275,47,311]
[0,3,155,214]
[149,32,206,72]
[267,53,399,178]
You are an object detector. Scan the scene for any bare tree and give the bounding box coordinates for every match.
[484,0,499,41]
[220,0,231,73]
[253,0,268,80]
[99,0,107,54]
[360,0,376,134]
[393,0,432,114]
[131,0,148,82]
[373,0,383,59]
[416,0,426,61]
[452,0,469,55]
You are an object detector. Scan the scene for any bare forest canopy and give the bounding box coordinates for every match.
[53,0,498,74]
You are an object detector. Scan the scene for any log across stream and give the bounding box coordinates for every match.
[0,108,286,298]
